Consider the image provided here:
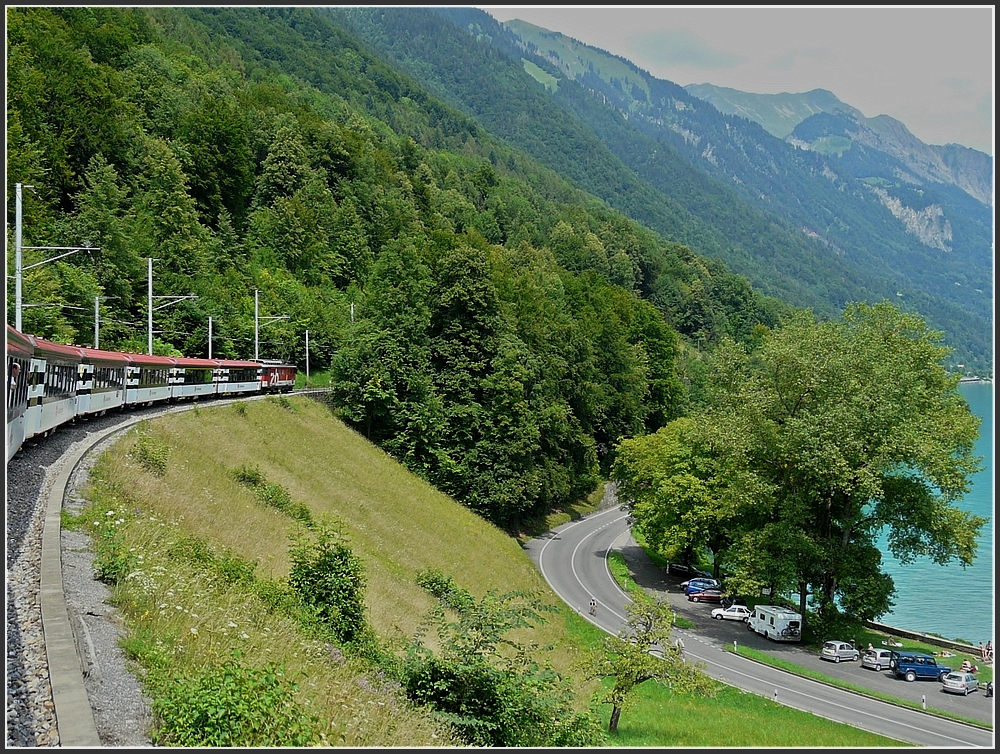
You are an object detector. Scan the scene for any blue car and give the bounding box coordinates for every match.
[684,578,721,595]
[892,653,951,682]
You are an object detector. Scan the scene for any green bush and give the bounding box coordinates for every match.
[150,651,319,747]
[267,395,295,411]
[402,570,602,747]
[288,520,368,644]
[231,463,266,487]
[92,526,136,585]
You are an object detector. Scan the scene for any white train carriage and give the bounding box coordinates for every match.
[170,356,221,401]
[6,325,33,462]
[126,353,176,406]
[76,346,128,417]
[216,359,262,396]
[26,335,82,442]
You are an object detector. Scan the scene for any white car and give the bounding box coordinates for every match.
[942,672,979,695]
[711,604,751,622]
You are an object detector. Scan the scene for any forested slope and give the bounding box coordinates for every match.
[6,6,791,529]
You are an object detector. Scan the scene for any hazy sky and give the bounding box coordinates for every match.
[478,6,994,155]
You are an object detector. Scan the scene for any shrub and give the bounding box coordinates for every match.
[267,395,295,411]
[231,463,266,487]
[288,520,368,644]
[402,570,602,747]
[92,526,136,585]
[231,465,313,526]
[150,651,319,747]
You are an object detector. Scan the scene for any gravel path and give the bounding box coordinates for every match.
[6,408,168,747]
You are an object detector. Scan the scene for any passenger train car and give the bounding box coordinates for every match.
[6,324,297,464]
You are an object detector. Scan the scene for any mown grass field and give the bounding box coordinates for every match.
[74,395,906,746]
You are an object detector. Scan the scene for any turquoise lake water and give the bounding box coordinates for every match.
[875,381,994,644]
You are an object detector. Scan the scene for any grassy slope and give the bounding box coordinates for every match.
[130,396,563,655]
[88,395,903,746]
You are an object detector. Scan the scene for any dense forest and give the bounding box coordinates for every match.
[6,6,793,529]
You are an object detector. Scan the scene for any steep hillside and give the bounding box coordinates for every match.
[7,6,797,530]
[334,7,991,373]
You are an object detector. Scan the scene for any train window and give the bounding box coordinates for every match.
[139,367,169,388]
[7,357,29,418]
[43,362,76,400]
[184,369,211,385]
[230,368,258,383]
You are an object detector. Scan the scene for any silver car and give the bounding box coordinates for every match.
[942,672,979,695]
[820,640,860,663]
[861,648,895,671]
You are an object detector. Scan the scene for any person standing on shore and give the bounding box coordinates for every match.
[980,642,986,660]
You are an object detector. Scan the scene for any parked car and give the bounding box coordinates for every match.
[711,604,751,622]
[682,578,720,592]
[721,596,748,609]
[893,653,951,682]
[667,563,712,579]
[821,641,860,663]
[861,648,895,671]
[687,588,723,603]
[942,672,979,695]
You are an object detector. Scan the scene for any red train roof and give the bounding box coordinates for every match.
[6,325,34,358]
[216,360,262,369]
[78,347,131,366]
[28,335,83,362]
[173,357,221,369]
[125,353,178,367]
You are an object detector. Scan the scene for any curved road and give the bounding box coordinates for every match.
[524,506,993,748]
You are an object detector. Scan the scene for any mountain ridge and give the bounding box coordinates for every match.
[688,82,993,207]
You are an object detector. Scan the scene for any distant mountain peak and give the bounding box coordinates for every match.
[683,83,862,139]
[688,83,992,208]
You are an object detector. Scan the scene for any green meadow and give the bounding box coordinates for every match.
[70,395,905,746]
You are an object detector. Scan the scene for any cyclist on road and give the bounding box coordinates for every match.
[588,598,597,616]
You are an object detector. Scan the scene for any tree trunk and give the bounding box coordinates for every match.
[608,705,622,733]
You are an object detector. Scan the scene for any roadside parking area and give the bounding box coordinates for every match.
[616,536,994,726]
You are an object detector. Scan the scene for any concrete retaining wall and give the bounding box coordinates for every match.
[866,620,982,656]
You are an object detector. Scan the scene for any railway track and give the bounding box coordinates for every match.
[5,390,324,746]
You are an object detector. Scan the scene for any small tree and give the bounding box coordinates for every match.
[580,598,716,733]
[401,569,602,746]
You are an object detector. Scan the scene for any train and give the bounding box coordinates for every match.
[6,324,297,464]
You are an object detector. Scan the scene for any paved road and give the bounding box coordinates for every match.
[524,506,994,748]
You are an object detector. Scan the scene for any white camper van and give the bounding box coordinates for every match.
[746,605,802,642]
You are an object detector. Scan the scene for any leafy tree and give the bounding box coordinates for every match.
[579,598,715,733]
[615,302,985,629]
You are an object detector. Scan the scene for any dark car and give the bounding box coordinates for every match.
[668,563,712,579]
[681,577,720,591]
[892,653,951,682]
[684,579,721,595]
[687,588,723,603]
[721,596,748,609]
